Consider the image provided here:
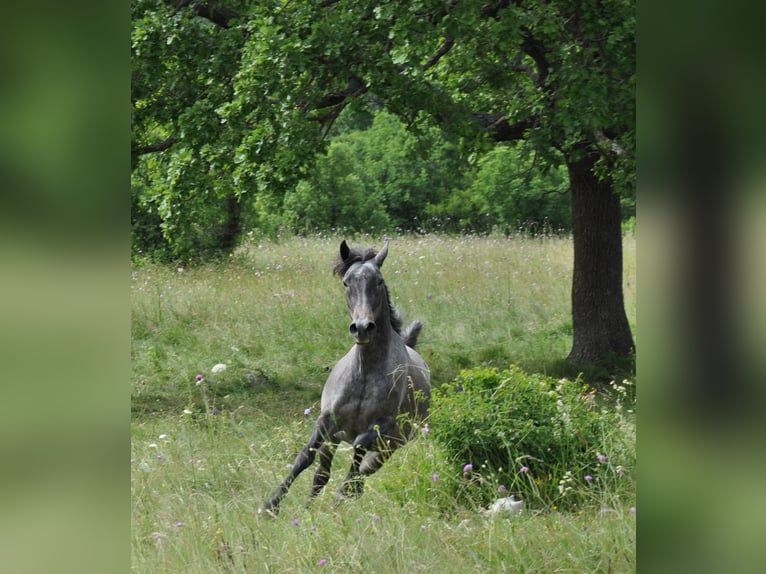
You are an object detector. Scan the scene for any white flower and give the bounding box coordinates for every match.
[211,363,227,373]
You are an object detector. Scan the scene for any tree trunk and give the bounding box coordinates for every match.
[566,151,634,362]
[219,193,242,251]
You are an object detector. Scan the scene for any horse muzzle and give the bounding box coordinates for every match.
[349,318,376,344]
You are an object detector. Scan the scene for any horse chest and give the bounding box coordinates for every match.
[322,353,407,426]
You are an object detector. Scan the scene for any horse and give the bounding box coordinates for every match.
[261,239,431,514]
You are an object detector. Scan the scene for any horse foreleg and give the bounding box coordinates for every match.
[339,417,399,498]
[310,440,338,499]
[338,442,368,498]
[262,416,333,515]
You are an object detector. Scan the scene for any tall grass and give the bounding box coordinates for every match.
[132,233,635,572]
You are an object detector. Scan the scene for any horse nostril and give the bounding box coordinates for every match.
[349,323,358,335]
[367,321,376,333]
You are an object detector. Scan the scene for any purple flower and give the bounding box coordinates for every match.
[463,463,473,473]
[195,374,203,381]
[292,519,300,526]
[373,514,381,522]
[519,466,529,474]
[175,522,184,527]
[319,559,327,566]
[584,475,593,482]
[597,453,607,464]
[629,506,636,515]
[432,473,440,482]
[355,518,362,524]
[497,485,507,493]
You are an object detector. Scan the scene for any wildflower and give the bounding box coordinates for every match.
[292,519,300,526]
[211,363,227,374]
[195,374,203,381]
[519,466,529,474]
[355,518,362,524]
[421,524,427,530]
[373,515,381,522]
[175,522,184,527]
[497,485,507,493]
[597,453,607,464]
[319,559,327,566]
[421,425,431,436]
[629,506,636,515]
[584,475,593,482]
[463,463,473,473]
[432,473,440,482]
[304,408,311,416]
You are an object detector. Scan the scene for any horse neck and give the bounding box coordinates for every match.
[356,319,400,365]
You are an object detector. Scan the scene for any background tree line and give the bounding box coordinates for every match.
[132,103,606,258]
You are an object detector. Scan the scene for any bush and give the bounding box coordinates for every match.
[430,365,635,511]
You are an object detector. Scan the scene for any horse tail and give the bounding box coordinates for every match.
[402,320,423,349]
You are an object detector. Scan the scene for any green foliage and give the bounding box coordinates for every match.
[430,365,635,511]
[131,0,634,259]
[431,144,571,234]
[282,139,390,233]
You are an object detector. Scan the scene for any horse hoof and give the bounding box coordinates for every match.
[258,507,278,519]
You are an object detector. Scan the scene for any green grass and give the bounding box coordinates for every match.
[132,233,635,572]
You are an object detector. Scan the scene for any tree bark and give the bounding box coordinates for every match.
[566,150,634,362]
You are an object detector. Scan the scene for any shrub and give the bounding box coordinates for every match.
[430,365,634,511]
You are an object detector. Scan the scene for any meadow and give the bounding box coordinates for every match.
[131,233,636,572]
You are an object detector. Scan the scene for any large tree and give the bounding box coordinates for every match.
[131,0,635,362]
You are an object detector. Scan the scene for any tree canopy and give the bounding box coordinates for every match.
[132,0,634,258]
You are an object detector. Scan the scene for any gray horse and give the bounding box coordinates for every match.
[262,240,430,514]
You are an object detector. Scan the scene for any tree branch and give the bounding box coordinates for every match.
[314,75,367,110]
[423,36,455,71]
[132,137,177,158]
[170,0,244,28]
[471,113,536,142]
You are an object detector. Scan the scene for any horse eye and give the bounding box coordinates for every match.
[342,281,348,288]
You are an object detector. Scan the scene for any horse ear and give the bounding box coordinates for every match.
[340,240,350,261]
[374,240,389,267]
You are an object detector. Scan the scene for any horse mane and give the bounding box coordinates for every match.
[333,244,403,335]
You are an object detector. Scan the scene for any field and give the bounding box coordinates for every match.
[131,233,636,572]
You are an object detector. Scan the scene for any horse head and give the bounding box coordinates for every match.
[339,240,391,345]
